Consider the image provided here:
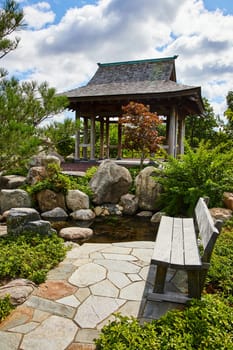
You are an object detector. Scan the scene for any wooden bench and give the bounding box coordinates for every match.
[149,197,223,303]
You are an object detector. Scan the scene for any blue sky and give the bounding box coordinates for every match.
[2,0,233,120]
[204,0,233,14]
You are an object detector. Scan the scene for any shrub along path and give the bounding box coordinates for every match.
[0,241,186,350]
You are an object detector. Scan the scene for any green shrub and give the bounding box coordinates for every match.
[95,295,233,350]
[206,227,233,302]
[0,232,67,284]
[0,295,14,322]
[25,162,93,197]
[156,141,233,216]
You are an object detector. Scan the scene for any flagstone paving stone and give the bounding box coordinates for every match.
[74,295,125,328]
[25,296,76,319]
[69,263,106,287]
[0,241,185,349]
[21,315,78,350]
[107,270,131,288]
[0,331,22,350]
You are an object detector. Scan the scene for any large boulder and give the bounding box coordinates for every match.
[7,207,56,236]
[36,189,66,212]
[6,207,40,235]
[135,166,162,211]
[90,160,132,204]
[66,189,89,211]
[0,189,32,213]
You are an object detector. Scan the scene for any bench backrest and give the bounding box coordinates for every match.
[195,197,222,263]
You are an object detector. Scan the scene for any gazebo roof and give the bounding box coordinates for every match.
[63,56,204,116]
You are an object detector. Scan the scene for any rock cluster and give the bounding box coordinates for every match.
[1,156,232,239]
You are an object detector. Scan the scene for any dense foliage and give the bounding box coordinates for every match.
[0,231,67,285]
[95,295,233,350]
[42,118,77,157]
[185,98,220,148]
[0,1,68,172]
[155,141,233,216]
[0,0,24,59]
[0,295,14,322]
[206,226,233,303]
[224,91,233,137]
[25,163,96,197]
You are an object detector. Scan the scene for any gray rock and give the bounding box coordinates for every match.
[136,211,153,217]
[66,189,89,211]
[151,211,166,223]
[23,220,56,236]
[7,208,40,235]
[41,207,68,221]
[0,175,26,189]
[0,279,36,305]
[135,166,162,211]
[90,160,132,204]
[70,209,96,221]
[120,194,139,215]
[59,227,93,240]
[209,207,232,222]
[0,189,32,213]
[41,155,61,168]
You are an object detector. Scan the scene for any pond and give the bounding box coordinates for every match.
[53,216,158,244]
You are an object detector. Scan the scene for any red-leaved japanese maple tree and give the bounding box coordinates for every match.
[119,101,164,168]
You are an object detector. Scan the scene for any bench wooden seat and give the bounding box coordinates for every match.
[149,197,223,303]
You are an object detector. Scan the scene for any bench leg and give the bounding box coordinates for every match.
[153,265,167,293]
[187,270,201,299]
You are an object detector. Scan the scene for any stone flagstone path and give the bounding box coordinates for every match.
[0,241,184,350]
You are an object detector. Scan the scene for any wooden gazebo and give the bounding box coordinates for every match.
[62,56,204,160]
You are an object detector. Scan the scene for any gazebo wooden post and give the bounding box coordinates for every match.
[117,122,122,159]
[168,106,178,157]
[75,110,81,161]
[99,117,105,159]
[90,116,96,160]
[178,117,185,155]
[83,117,89,160]
[105,118,110,158]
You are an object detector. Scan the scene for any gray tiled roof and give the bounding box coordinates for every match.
[62,56,203,114]
[65,80,198,98]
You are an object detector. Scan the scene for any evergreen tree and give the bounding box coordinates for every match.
[185,98,220,148]
[0,1,68,172]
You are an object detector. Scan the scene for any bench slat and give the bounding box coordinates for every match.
[195,198,219,261]
[183,218,201,267]
[151,216,173,265]
[170,218,184,266]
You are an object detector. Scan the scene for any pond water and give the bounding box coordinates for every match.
[53,216,158,244]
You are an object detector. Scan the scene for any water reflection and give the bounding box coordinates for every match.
[52,216,158,244]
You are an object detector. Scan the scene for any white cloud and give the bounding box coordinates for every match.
[2,0,233,119]
[23,2,55,29]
